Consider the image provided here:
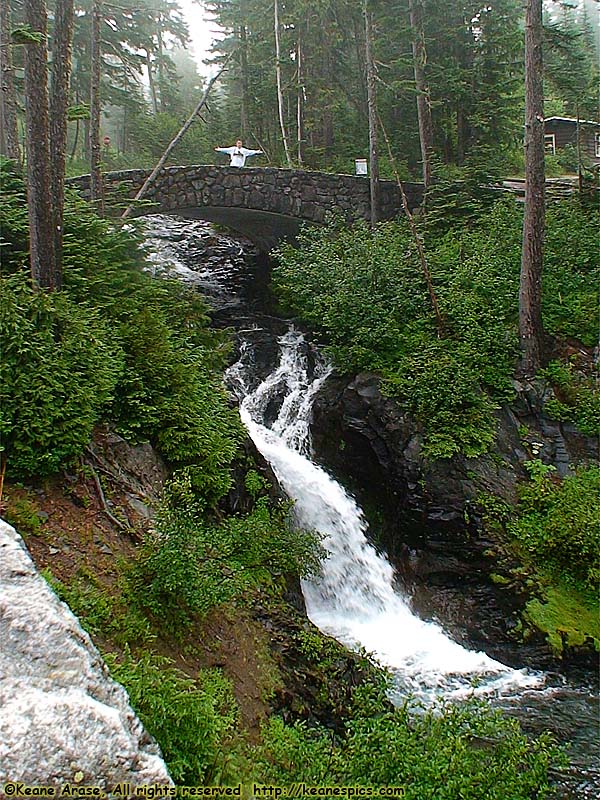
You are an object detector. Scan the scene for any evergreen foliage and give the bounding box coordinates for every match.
[1,162,243,503]
[254,685,562,798]
[273,200,599,458]
[0,274,122,476]
[510,465,600,590]
[131,479,323,628]
[6,1,596,176]
[106,651,240,785]
[542,360,599,438]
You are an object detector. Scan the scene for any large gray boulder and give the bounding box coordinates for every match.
[0,519,171,790]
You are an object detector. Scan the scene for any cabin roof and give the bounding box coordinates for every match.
[545,116,600,127]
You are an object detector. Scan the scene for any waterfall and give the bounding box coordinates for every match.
[227,329,542,703]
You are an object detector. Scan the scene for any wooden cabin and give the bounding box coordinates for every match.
[543,117,600,166]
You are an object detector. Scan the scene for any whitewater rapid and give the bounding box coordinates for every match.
[227,329,542,702]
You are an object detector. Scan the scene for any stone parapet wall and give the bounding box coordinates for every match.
[67,165,423,222]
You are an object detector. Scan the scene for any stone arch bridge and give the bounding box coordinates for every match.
[67,165,423,248]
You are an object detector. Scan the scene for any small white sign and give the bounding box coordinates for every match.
[355,158,368,175]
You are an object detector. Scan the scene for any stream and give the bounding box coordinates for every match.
[144,214,599,799]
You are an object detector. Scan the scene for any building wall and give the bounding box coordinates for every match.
[544,120,600,165]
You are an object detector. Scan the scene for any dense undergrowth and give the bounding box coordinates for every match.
[510,464,600,591]
[0,159,574,794]
[480,460,600,653]
[273,199,599,459]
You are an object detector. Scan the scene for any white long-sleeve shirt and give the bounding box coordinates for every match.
[215,146,263,167]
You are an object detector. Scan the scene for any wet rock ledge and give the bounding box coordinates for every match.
[310,372,598,672]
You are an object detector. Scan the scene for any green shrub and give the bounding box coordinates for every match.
[3,492,45,536]
[542,360,599,437]
[0,274,123,477]
[111,306,243,505]
[43,569,155,646]
[543,203,600,346]
[0,159,29,274]
[131,487,323,628]
[509,466,600,589]
[382,346,498,459]
[106,650,240,784]
[273,200,599,459]
[254,685,562,798]
[1,163,244,505]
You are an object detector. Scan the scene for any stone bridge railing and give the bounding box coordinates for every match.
[67,165,424,223]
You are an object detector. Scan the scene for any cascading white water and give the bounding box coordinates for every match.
[228,329,542,703]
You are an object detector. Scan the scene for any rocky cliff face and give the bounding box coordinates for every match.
[310,372,597,671]
[0,519,171,789]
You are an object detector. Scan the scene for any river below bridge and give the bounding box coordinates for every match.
[144,214,599,799]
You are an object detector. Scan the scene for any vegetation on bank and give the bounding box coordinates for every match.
[273,199,599,460]
[254,689,562,800]
[1,158,568,795]
[1,158,321,621]
[1,161,239,486]
[480,461,600,654]
[512,464,599,654]
[510,464,600,591]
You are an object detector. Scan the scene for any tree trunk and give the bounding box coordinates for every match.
[49,0,74,287]
[239,23,249,136]
[70,116,79,160]
[23,0,56,288]
[408,0,434,190]
[146,49,158,115]
[364,0,379,225]
[519,0,545,376]
[121,101,127,153]
[456,104,469,167]
[89,0,103,209]
[274,0,292,167]
[296,28,304,165]
[156,17,165,113]
[353,13,368,118]
[576,103,583,195]
[83,116,90,158]
[0,0,21,163]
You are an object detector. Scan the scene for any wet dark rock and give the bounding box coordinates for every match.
[88,427,168,522]
[251,592,381,733]
[310,371,598,673]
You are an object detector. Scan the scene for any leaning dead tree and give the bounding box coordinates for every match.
[122,56,233,219]
[378,114,444,337]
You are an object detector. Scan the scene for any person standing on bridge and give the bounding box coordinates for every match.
[214,139,263,167]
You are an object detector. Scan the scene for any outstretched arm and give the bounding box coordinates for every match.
[241,148,263,157]
[215,146,234,154]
